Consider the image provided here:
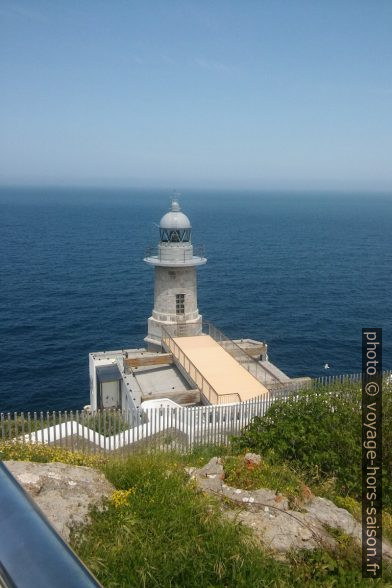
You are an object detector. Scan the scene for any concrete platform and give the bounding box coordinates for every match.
[170,335,269,404]
[133,364,192,399]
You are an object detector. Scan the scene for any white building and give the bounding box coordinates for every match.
[89,198,308,412]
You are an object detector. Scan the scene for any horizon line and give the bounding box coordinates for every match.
[0,183,391,195]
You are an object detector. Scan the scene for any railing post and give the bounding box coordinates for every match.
[40,412,44,445]
[21,412,25,443]
[59,411,62,447]
[64,411,68,450]
[52,411,56,446]
[69,411,74,452]
[27,412,31,444]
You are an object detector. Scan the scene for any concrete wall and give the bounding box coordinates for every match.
[146,265,203,348]
[121,379,140,413]
[146,315,202,350]
[152,266,199,322]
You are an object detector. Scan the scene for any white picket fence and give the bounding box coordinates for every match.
[1,371,390,455]
[0,394,275,455]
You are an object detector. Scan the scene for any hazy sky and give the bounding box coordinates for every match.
[1,1,392,190]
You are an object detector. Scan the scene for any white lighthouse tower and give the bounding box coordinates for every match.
[144,197,207,351]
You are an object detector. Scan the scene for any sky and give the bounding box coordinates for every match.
[1,0,392,190]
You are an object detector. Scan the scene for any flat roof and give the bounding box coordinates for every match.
[171,335,269,403]
[134,365,191,398]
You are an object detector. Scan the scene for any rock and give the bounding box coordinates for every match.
[189,458,392,561]
[184,466,196,477]
[306,497,360,536]
[187,457,224,493]
[197,456,223,478]
[222,485,289,511]
[244,453,262,467]
[225,507,336,555]
[306,497,392,561]
[4,461,114,542]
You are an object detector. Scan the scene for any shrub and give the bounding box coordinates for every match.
[232,382,392,508]
[233,387,361,493]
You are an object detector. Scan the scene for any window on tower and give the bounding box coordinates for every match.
[176,293,185,314]
[160,228,191,242]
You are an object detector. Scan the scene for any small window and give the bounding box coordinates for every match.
[176,293,185,314]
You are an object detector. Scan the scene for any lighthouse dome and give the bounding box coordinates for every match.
[159,198,191,242]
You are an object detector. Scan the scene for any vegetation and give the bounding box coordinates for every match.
[70,452,390,587]
[83,410,131,436]
[232,380,392,510]
[223,454,305,508]
[0,440,106,468]
[1,440,391,585]
[286,533,374,587]
[0,409,130,438]
[2,378,392,586]
[71,453,288,587]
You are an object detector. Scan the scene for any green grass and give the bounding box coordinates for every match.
[69,452,392,587]
[3,376,392,586]
[71,453,290,588]
[2,441,391,586]
[223,455,302,493]
[0,439,107,467]
[0,410,130,439]
[177,443,232,466]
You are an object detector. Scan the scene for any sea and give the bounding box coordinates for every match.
[1,187,391,412]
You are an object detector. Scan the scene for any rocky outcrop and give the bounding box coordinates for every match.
[187,457,392,560]
[4,461,114,541]
[243,452,262,467]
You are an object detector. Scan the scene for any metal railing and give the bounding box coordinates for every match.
[161,319,282,388]
[161,325,242,405]
[313,372,363,387]
[0,462,101,588]
[268,369,392,396]
[144,243,205,263]
[203,322,273,385]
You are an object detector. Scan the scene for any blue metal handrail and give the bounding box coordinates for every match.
[0,462,102,588]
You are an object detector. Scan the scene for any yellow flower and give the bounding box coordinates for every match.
[110,488,135,508]
[0,441,107,468]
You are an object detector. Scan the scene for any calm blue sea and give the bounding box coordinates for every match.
[1,188,391,412]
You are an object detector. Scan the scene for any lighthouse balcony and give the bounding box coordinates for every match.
[144,243,207,267]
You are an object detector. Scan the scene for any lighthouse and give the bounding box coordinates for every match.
[89,196,301,412]
[144,198,207,351]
